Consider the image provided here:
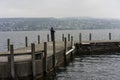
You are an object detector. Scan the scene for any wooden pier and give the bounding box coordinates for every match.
[0,34,75,80]
[0,32,120,80]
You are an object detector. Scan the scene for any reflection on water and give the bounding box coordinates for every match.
[45,54,120,80]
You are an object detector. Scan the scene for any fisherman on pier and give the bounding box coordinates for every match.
[50,27,55,41]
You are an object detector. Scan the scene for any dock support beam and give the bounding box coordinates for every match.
[62,34,64,41]
[71,36,74,60]
[79,33,82,44]
[89,33,92,41]
[52,38,56,69]
[31,43,36,79]
[7,39,10,51]
[68,34,70,41]
[47,34,49,42]
[38,35,40,44]
[109,33,111,40]
[43,42,47,76]
[64,37,67,65]
[25,36,28,47]
[10,44,15,79]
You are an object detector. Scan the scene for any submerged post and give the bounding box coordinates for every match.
[38,35,40,44]
[64,37,67,65]
[89,33,92,41]
[68,34,70,41]
[7,39,10,51]
[43,42,47,76]
[62,34,64,41]
[25,36,28,47]
[79,33,82,44]
[47,34,49,42]
[109,33,111,40]
[10,44,15,79]
[31,43,36,79]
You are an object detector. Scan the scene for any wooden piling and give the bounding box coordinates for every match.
[43,42,47,76]
[62,34,64,41]
[71,36,73,60]
[89,33,92,41]
[68,34,70,41]
[38,35,40,44]
[79,33,82,44]
[25,36,28,47]
[47,34,49,42]
[31,43,36,79]
[109,33,111,40]
[64,37,67,64]
[10,44,15,79]
[7,39,10,51]
[52,39,56,68]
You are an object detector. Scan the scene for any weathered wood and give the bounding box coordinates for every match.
[47,34,49,42]
[10,44,15,79]
[43,42,47,76]
[52,38,56,68]
[7,39,10,51]
[68,34,70,41]
[31,43,36,79]
[64,37,67,64]
[89,33,92,41]
[38,35,40,44]
[62,34,64,41]
[25,36,28,47]
[109,33,111,40]
[79,33,82,44]
[70,36,73,60]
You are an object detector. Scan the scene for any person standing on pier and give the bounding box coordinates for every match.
[50,27,55,41]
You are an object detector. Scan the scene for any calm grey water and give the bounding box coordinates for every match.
[1,29,120,52]
[46,54,120,80]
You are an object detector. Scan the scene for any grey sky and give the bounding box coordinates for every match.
[0,0,120,18]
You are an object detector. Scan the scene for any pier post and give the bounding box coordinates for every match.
[71,36,74,60]
[31,43,36,79]
[89,33,92,41]
[10,44,15,79]
[38,35,40,44]
[52,37,56,69]
[43,42,47,76]
[25,36,28,47]
[7,39,10,51]
[68,34,70,41]
[64,37,67,65]
[62,34,64,41]
[109,33,111,40]
[79,33,82,44]
[47,34,49,42]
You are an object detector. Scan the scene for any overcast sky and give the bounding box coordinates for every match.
[0,0,120,19]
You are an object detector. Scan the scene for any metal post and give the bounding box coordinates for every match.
[31,43,36,79]
[10,44,15,79]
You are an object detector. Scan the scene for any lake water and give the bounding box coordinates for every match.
[1,29,120,52]
[46,54,120,80]
[0,29,120,80]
